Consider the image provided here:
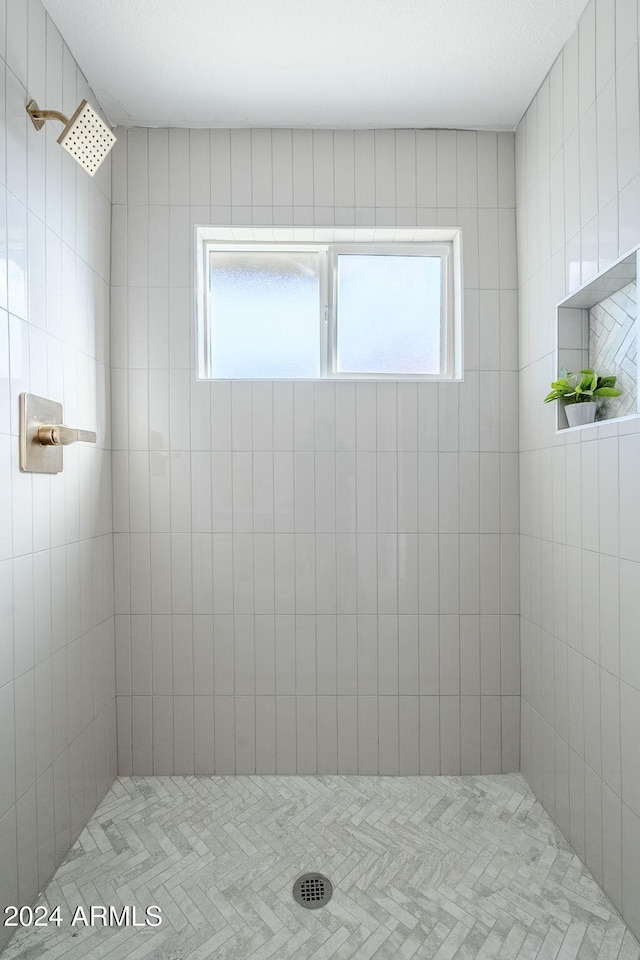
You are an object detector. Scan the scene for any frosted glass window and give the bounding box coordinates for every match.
[197,236,458,380]
[208,251,321,378]
[335,255,442,375]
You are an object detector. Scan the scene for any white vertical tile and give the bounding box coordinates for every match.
[397,452,418,534]
[391,129,415,210]
[418,614,438,696]
[376,452,397,533]
[334,382,355,452]
[213,696,235,773]
[292,130,313,207]
[336,614,357,694]
[501,696,520,772]
[438,614,459,695]
[456,131,477,209]
[377,695,398,774]
[600,554,620,677]
[294,453,315,532]
[418,696,439,773]
[459,534,480,615]
[440,696,461,774]
[131,696,152,774]
[616,50,640,195]
[579,2,597,117]
[335,452,356,533]
[568,749,586,859]
[150,694,172,774]
[335,695,356,773]
[579,105,598,229]
[418,535,439,615]
[621,682,640,817]
[316,535,336,614]
[597,77,618,208]
[312,130,333,208]
[173,696,194,775]
[266,129,291,208]
[564,29,581,136]
[616,0,637,62]
[601,783,622,912]
[394,696,417,774]
[418,452,438,532]
[311,385,333,455]
[436,131,457,207]
[357,613,377,694]
[620,436,640,563]
[354,131,375,208]
[461,695,481,773]
[622,803,640,934]
[413,130,436,208]
[582,660,601,782]
[333,131,354,208]
[357,695,378,774]
[295,696,316,774]
[147,128,169,204]
[274,535,295,614]
[229,130,252,208]
[375,615,397,696]
[596,0,616,92]
[275,695,296,773]
[234,695,255,774]
[254,695,275,774]
[398,534,418,614]
[372,129,395,209]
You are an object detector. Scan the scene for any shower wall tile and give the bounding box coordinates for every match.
[0,2,115,950]
[111,126,519,779]
[517,0,640,938]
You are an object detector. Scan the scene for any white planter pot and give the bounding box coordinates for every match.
[565,401,597,427]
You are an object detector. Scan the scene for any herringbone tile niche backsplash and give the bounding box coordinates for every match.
[589,281,638,418]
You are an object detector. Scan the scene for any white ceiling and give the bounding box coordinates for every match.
[42,0,587,131]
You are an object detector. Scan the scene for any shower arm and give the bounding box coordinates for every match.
[26,100,70,131]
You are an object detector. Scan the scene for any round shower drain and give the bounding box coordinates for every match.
[293,873,333,909]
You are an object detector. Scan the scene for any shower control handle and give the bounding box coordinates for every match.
[37,424,97,446]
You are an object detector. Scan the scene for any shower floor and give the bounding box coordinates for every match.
[3,774,638,960]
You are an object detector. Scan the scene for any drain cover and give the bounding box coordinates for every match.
[293,873,333,909]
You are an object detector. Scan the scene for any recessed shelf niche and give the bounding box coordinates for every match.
[555,245,640,431]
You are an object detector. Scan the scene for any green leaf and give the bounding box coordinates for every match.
[593,387,622,397]
[544,367,623,405]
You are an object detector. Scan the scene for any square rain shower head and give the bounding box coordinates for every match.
[57,100,117,176]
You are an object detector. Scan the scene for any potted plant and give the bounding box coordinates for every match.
[543,368,621,427]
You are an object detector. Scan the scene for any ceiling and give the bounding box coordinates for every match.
[42,0,587,131]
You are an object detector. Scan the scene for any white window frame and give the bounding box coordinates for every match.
[196,227,463,381]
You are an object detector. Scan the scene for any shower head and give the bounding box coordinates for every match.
[57,100,117,175]
[26,98,116,176]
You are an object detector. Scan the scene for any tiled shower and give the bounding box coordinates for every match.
[1,0,640,954]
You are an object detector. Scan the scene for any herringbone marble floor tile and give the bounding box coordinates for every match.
[3,774,639,959]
